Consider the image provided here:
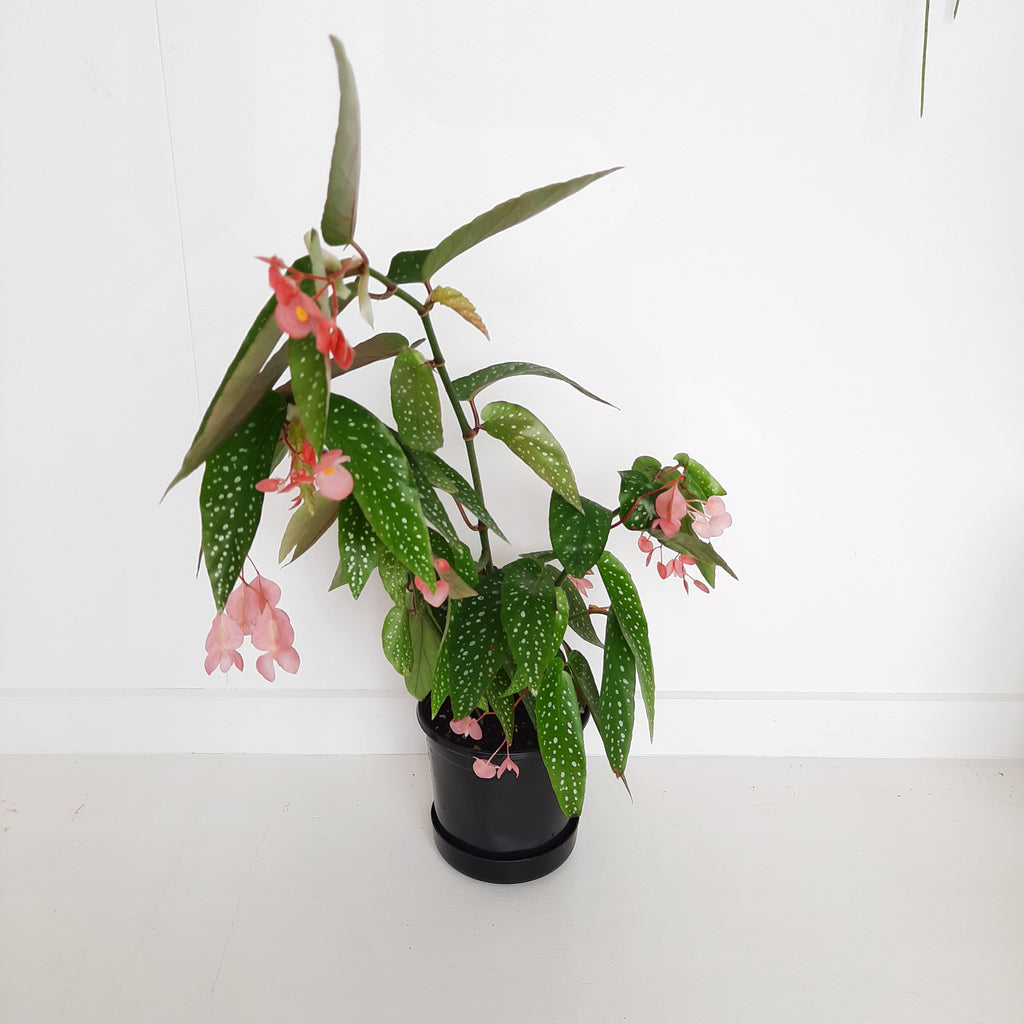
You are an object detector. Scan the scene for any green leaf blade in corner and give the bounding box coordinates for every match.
[536,662,587,817]
[390,349,443,452]
[480,401,581,512]
[199,391,288,610]
[321,36,361,247]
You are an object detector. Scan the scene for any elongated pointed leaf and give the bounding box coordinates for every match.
[567,649,600,723]
[390,348,443,452]
[386,248,431,285]
[321,37,361,246]
[405,598,442,699]
[674,454,727,501]
[325,395,433,583]
[382,603,413,674]
[288,336,329,450]
[376,539,411,606]
[485,675,517,744]
[279,491,341,564]
[348,332,410,371]
[431,606,454,718]
[657,524,737,582]
[549,492,611,577]
[396,168,620,283]
[547,567,603,648]
[600,611,636,775]
[452,361,614,407]
[410,458,461,548]
[448,573,505,718]
[501,558,565,695]
[480,401,581,511]
[410,450,507,541]
[336,493,378,598]
[597,551,654,739]
[427,528,478,590]
[536,662,587,817]
[200,391,288,610]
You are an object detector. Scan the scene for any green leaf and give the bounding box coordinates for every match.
[386,249,432,285]
[376,539,410,606]
[549,492,611,578]
[410,459,462,548]
[675,454,727,502]
[321,37,361,247]
[567,649,600,723]
[448,573,505,718]
[599,611,637,775]
[427,529,478,591]
[325,394,433,583]
[382,603,413,674]
[415,168,620,282]
[167,269,302,496]
[390,349,443,452]
[431,607,454,718]
[348,332,410,372]
[657,525,737,582]
[480,401,581,511]
[485,675,517,743]
[536,662,587,817]
[547,567,604,648]
[451,361,614,408]
[617,468,658,532]
[500,559,566,695]
[199,391,287,610]
[405,600,442,699]
[288,336,329,451]
[631,456,662,482]
[336,494,378,598]
[279,491,341,564]
[409,450,507,541]
[597,551,655,739]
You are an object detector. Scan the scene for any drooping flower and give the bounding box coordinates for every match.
[204,612,244,675]
[267,263,324,340]
[497,755,520,779]
[413,558,451,608]
[450,715,483,741]
[250,604,300,682]
[472,758,498,779]
[691,495,732,539]
[652,483,688,538]
[637,534,656,566]
[313,317,354,370]
[567,573,593,599]
[313,449,354,501]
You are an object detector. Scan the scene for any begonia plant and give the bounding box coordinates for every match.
[168,38,736,817]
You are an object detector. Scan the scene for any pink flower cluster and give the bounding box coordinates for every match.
[256,436,353,507]
[204,574,300,681]
[264,257,356,369]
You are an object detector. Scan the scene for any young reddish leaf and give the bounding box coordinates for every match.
[430,286,489,339]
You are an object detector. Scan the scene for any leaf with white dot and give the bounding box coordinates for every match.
[536,661,587,818]
[597,551,655,739]
[479,401,582,512]
[448,573,505,718]
[409,450,507,541]
[409,456,461,549]
[390,348,443,452]
[431,606,454,719]
[336,494,377,599]
[501,559,567,696]
[325,394,434,585]
[376,539,410,606]
[599,610,636,775]
[381,603,413,675]
[549,491,611,577]
[485,674,517,744]
[288,336,330,451]
[199,391,287,610]
[545,565,603,648]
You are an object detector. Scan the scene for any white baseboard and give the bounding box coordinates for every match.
[2,688,1022,757]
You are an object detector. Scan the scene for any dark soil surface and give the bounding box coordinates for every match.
[424,697,541,754]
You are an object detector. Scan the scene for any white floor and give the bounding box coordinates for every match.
[1,755,1021,1024]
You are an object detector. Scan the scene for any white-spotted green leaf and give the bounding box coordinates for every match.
[452,361,614,407]
[376,538,411,606]
[545,566,603,648]
[325,394,433,584]
[336,494,378,598]
[405,598,442,699]
[485,675,517,744]
[408,456,461,548]
[600,611,636,775]
[549,491,612,578]
[199,391,287,610]
[448,573,505,718]
[675,454,727,501]
[410,450,507,541]
[390,348,443,452]
[386,248,432,285]
[480,401,581,512]
[501,559,566,695]
[288,336,329,451]
[431,606,454,718]
[597,551,655,739]
[536,662,587,817]
[567,650,600,724]
[382,603,413,675]
[279,491,341,564]
[427,528,477,589]
[320,37,361,247]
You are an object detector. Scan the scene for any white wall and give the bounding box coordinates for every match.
[2,0,1022,755]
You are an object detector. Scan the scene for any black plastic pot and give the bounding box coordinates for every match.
[417,698,580,883]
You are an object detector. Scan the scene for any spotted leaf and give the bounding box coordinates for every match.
[599,611,637,775]
[335,493,378,598]
[405,597,442,700]
[390,348,443,452]
[549,491,611,577]
[382,603,413,675]
[501,558,567,695]
[448,573,505,718]
[536,662,587,817]
[451,361,613,407]
[288,336,329,451]
[409,450,507,541]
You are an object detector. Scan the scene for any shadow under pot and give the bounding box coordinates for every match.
[417,697,581,884]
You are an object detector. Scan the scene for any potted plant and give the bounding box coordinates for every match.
[167,37,736,883]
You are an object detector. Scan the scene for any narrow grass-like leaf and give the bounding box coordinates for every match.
[390,348,443,452]
[382,604,413,674]
[336,494,378,598]
[600,611,636,775]
[410,450,507,541]
[448,573,505,718]
[480,401,581,511]
[321,37,361,246]
[597,551,655,739]
[419,168,620,282]
[199,391,287,610]
[501,558,564,695]
[325,394,433,584]
[536,662,587,817]
[279,491,341,564]
[549,492,611,577]
[405,600,442,699]
[452,361,614,407]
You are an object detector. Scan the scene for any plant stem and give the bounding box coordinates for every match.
[368,268,493,570]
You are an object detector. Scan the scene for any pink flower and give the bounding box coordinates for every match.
[267,263,324,340]
[567,573,593,598]
[413,558,451,608]
[652,483,687,538]
[638,534,656,566]
[204,612,244,674]
[497,755,520,779]
[313,449,353,501]
[472,758,498,779]
[314,318,354,370]
[450,716,483,741]
[250,604,300,682]
[691,495,732,539]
